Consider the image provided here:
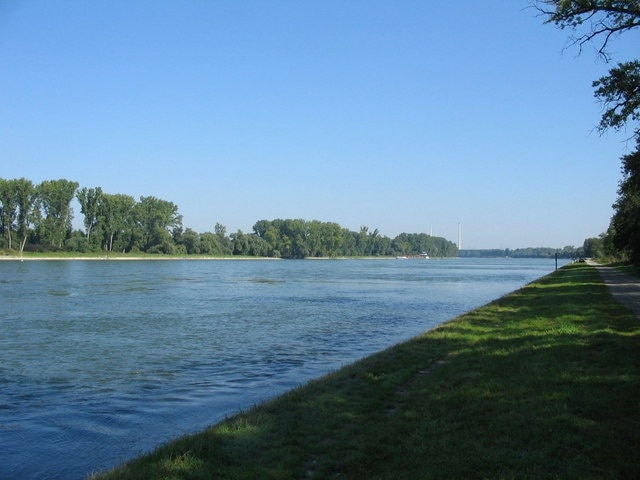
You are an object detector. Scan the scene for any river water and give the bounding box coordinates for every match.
[0,257,563,479]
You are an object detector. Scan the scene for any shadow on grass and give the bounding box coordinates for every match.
[96,264,640,480]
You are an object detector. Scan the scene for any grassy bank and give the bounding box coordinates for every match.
[93,263,639,479]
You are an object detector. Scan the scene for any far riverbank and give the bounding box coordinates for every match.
[0,254,280,261]
[0,254,442,261]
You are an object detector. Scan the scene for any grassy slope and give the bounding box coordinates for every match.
[94,263,639,479]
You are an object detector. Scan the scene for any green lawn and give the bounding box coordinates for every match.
[93,263,639,479]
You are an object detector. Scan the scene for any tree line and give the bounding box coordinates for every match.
[460,246,582,259]
[0,178,458,258]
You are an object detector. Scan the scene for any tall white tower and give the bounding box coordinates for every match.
[458,223,462,250]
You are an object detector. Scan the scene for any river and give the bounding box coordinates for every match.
[0,257,564,479]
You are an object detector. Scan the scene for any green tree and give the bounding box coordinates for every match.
[213,222,232,254]
[283,219,310,259]
[0,178,36,251]
[0,178,18,249]
[135,196,182,253]
[176,227,199,254]
[198,231,223,255]
[306,220,324,257]
[230,230,249,255]
[391,232,458,257]
[35,179,79,248]
[367,228,388,256]
[341,230,358,256]
[610,142,640,261]
[593,60,640,139]
[583,236,605,258]
[76,186,103,248]
[325,222,346,256]
[350,226,391,256]
[14,178,37,254]
[101,193,136,252]
[355,226,369,256]
[247,233,269,256]
[253,220,282,257]
[252,220,271,238]
[392,233,412,256]
[304,220,344,257]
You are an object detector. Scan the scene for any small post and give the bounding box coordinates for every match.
[555,252,558,272]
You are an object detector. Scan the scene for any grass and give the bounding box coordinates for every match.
[93,263,639,479]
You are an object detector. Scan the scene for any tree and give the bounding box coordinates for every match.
[303,220,344,257]
[583,235,605,258]
[35,179,79,248]
[176,227,199,254]
[0,178,39,252]
[0,178,17,249]
[341,230,358,256]
[214,222,232,254]
[230,230,268,256]
[253,220,279,256]
[230,230,249,255]
[76,186,103,246]
[535,1,640,139]
[101,193,136,252]
[535,1,640,60]
[593,60,640,138]
[14,178,37,254]
[371,231,392,256]
[355,226,368,256]
[199,231,224,255]
[135,196,182,253]
[252,220,270,238]
[609,141,640,261]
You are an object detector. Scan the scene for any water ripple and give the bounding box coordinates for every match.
[0,258,563,479]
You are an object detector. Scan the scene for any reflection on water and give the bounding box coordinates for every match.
[0,258,562,479]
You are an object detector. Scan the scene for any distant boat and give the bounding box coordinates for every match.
[419,253,430,259]
[396,256,408,260]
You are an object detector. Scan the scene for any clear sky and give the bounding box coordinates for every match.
[1,1,638,249]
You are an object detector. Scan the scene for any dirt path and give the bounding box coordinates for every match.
[586,260,640,319]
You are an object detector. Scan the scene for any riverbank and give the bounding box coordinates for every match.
[0,251,444,261]
[0,251,391,261]
[92,262,639,479]
[0,253,277,261]
[0,253,406,261]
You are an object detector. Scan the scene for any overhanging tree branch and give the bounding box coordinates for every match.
[533,0,640,61]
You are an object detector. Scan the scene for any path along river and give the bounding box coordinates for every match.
[587,260,640,318]
[0,257,565,479]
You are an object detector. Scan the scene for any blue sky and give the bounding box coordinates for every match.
[1,1,638,249]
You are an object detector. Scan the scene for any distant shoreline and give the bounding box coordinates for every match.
[0,255,282,261]
[0,254,409,261]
